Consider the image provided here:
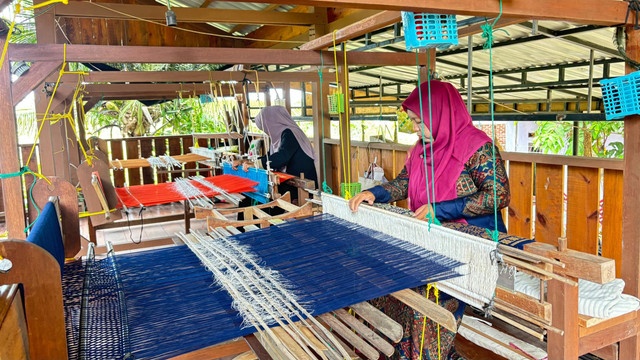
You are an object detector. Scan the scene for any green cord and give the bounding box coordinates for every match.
[319,50,332,194]
[415,51,439,227]
[481,0,503,243]
[0,166,43,233]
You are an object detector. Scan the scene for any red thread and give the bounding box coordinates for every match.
[115,175,258,208]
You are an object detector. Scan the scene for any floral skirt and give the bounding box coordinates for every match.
[369,285,465,360]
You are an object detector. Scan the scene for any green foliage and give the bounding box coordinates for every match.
[533,121,624,158]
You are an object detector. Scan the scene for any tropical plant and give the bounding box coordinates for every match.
[532,121,624,158]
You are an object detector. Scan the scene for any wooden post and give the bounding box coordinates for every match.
[418,48,436,82]
[620,24,640,360]
[0,36,27,239]
[547,278,579,360]
[312,76,331,189]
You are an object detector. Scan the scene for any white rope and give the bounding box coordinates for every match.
[146,156,167,169]
[189,175,241,205]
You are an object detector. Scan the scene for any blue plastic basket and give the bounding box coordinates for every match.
[402,12,458,51]
[601,71,640,120]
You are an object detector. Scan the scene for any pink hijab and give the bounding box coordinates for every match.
[254,106,317,161]
[402,80,491,212]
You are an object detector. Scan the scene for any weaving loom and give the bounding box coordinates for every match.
[64,212,463,359]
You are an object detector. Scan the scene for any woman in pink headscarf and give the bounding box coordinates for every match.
[349,80,510,360]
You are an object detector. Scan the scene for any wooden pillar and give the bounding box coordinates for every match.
[0,36,27,239]
[620,24,640,360]
[283,82,292,114]
[418,48,436,82]
[547,279,579,360]
[312,75,331,189]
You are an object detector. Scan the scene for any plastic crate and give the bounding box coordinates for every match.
[328,93,345,114]
[601,71,640,120]
[340,182,361,198]
[402,12,458,51]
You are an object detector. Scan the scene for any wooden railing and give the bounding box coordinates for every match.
[326,140,624,277]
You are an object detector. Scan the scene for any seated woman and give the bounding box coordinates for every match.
[234,106,318,202]
[349,80,510,359]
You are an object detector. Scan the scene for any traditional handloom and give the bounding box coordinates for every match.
[2,194,467,360]
[2,189,638,360]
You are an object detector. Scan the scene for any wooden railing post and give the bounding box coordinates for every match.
[620,24,640,360]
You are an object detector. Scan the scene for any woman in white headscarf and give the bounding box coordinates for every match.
[233,106,318,199]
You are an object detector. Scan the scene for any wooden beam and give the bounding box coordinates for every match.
[620,23,640,360]
[248,9,380,49]
[54,70,319,83]
[217,0,632,26]
[199,0,214,8]
[458,17,526,37]
[9,44,429,66]
[11,61,62,106]
[0,37,26,239]
[228,4,282,34]
[54,2,322,26]
[301,11,400,50]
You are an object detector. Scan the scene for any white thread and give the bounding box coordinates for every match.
[322,193,499,309]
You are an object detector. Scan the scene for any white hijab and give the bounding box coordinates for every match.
[254,106,317,161]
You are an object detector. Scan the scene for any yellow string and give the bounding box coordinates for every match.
[418,284,433,360]
[343,44,352,187]
[0,0,68,72]
[417,283,442,360]
[332,31,350,200]
[79,208,116,218]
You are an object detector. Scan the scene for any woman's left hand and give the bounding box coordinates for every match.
[412,203,435,222]
[242,162,255,172]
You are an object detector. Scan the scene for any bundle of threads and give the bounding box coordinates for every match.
[172,178,214,209]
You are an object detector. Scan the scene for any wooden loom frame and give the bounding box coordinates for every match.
[0,1,638,359]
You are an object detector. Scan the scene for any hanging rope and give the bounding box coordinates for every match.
[415,50,439,227]
[332,31,352,199]
[417,283,442,360]
[318,50,332,194]
[481,0,504,243]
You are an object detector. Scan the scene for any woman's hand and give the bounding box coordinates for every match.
[412,203,435,222]
[242,162,255,172]
[348,191,375,212]
[231,160,244,170]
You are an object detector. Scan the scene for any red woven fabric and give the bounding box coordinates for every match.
[115,175,258,207]
[274,172,295,182]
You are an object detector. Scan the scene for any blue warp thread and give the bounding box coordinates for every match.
[223,162,270,203]
[65,214,463,360]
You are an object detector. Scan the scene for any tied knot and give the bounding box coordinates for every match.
[481,22,510,50]
[322,181,333,194]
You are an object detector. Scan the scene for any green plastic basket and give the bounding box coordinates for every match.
[328,93,345,114]
[340,182,361,198]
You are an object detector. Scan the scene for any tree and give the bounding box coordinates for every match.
[532,121,624,158]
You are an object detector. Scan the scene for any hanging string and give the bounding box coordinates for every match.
[343,41,353,190]
[481,0,504,242]
[318,50,332,194]
[332,31,351,200]
[417,283,442,360]
[415,50,439,227]
[0,0,69,71]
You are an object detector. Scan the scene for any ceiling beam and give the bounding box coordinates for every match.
[516,21,620,58]
[228,4,283,34]
[12,60,63,106]
[214,0,632,26]
[8,43,429,66]
[53,70,320,83]
[53,2,322,26]
[301,11,400,50]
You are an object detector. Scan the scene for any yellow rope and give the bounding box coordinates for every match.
[332,31,351,200]
[79,208,116,218]
[343,44,352,186]
[0,0,69,71]
[417,283,442,360]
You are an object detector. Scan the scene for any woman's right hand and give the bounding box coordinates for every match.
[348,191,375,212]
[232,160,244,170]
